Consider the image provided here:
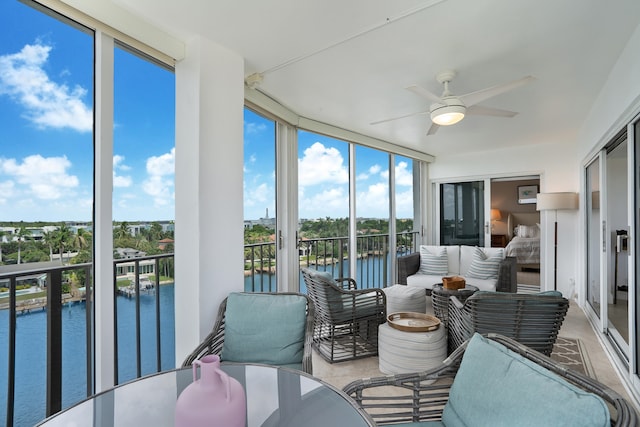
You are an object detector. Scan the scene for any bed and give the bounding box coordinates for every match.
[505,212,540,268]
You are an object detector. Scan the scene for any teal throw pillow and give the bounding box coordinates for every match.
[221,292,307,367]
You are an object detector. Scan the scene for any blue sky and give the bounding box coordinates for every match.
[0,1,412,223]
[244,110,414,220]
[0,1,175,222]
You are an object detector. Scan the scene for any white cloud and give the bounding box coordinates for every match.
[395,161,413,186]
[143,148,175,207]
[113,154,132,187]
[0,181,15,204]
[0,154,78,200]
[298,142,348,186]
[299,187,349,218]
[146,147,175,176]
[0,42,92,132]
[245,121,267,135]
[114,175,132,187]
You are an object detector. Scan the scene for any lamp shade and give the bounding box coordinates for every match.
[490,209,502,220]
[536,192,578,211]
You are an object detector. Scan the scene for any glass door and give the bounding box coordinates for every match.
[439,181,487,247]
[606,138,629,357]
[586,155,602,317]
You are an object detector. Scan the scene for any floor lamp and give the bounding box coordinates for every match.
[536,192,579,290]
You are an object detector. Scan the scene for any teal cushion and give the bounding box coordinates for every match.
[442,334,610,427]
[221,293,307,366]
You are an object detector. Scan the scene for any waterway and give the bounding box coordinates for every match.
[0,255,392,426]
[0,284,176,427]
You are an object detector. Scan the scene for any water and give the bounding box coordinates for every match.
[0,255,389,426]
[0,284,176,427]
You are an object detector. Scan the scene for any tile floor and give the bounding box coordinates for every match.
[312,295,639,411]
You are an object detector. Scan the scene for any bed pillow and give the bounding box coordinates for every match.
[467,247,503,280]
[419,246,449,275]
[516,224,540,238]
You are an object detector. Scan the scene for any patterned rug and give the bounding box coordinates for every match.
[551,337,596,379]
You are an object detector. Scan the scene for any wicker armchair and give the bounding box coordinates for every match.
[448,290,569,356]
[301,267,386,363]
[343,333,638,426]
[182,292,315,374]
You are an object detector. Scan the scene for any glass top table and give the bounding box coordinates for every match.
[36,363,375,427]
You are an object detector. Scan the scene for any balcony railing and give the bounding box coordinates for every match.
[0,253,174,427]
[3,231,419,426]
[245,231,420,292]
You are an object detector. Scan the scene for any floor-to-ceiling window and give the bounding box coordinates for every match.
[243,107,277,292]
[0,2,94,424]
[297,130,350,285]
[113,43,176,383]
[0,2,176,424]
[355,145,390,287]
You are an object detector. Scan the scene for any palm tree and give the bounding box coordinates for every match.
[52,225,72,265]
[15,226,31,265]
[71,228,91,252]
[42,230,56,261]
[114,221,131,240]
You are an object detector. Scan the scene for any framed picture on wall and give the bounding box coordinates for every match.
[517,185,538,204]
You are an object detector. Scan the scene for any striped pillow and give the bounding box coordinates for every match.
[467,247,503,280]
[419,247,449,275]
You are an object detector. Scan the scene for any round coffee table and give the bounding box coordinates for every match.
[431,284,479,329]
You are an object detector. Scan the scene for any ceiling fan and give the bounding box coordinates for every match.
[372,70,536,135]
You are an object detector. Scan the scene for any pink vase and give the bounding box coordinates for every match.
[175,355,246,427]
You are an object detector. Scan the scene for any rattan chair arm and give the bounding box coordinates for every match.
[397,252,421,285]
[181,297,228,367]
[336,277,358,290]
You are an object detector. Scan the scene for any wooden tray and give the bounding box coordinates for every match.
[387,312,441,332]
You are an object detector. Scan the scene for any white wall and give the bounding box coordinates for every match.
[428,139,580,296]
[174,37,245,364]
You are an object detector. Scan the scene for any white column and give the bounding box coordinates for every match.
[94,31,115,391]
[174,37,244,364]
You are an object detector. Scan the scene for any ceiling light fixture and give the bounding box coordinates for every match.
[430,103,466,126]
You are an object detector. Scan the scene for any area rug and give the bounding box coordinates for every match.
[551,336,596,379]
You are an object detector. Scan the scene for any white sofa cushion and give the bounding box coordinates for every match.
[459,246,504,277]
[466,247,504,280]
[418,246,448,275]
[406,245,501,292]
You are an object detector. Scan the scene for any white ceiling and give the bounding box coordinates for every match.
[110,0,640,158]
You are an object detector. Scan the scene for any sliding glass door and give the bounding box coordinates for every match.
[585,131,630,361]
[439,181,487,247]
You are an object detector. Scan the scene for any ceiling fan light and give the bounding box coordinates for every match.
[431,105,466,126]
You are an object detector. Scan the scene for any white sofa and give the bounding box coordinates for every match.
[397,245,517,293]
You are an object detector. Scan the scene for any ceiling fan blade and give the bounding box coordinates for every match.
[427,122,440,135]
[460,76,536,107]
[466,105,518,118]
[370,109,429,125]
[406,84,442,103]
